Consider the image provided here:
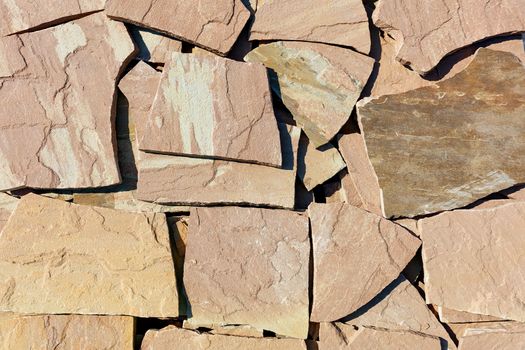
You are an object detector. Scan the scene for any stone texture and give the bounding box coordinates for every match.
[184,207,309,339]
[139,52,282,167]
[72,192,189,213]
[183,320,263,338]
[420,202,525,322]
[250,0,370,54]
[0,314,134,350]
[129,25,182,64]
[0,194,178,317]
[0,0,106,36]
[105,0,250,55]
[394,218,420,237]
[309,202,420,322]
[141,326,306,350]
[358,49,525,218]
[245,41,374,147]
[438,306,505,324]
[373,0,525,73]
[0,193,18,232]
[0,13,135,191]
[458,322,525,350]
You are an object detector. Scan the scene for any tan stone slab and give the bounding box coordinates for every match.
[245,41,374,147]
[458,322,525,350]
[470,198,513,209]
[0,13,135,191]
[129,25,182,64]
[438,306,505,324]
[185,207,309,339]
[420,202,525,322]
[105,0,250,55]
[394,218,420,237]
[250,0,370,54]
[183,320,263,338]
[0,0,105,36]
[358,49,525,218]
[141,326,306,350]
[506,187,525,200]
[139,52,282,166]
[0,193,18,232]
[72,192,189,213]
[0,194,178,317]
[323,178,345,204]
[373,0,525,73]
[309,202,420,322]
[0,314,134,350]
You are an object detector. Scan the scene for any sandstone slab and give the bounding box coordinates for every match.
[105,0,250,55]
[458,322,525,350]
[373,0,525,73]
[140,52,282,166]
[309,202,420,322]
[420,202,525,322]
[184,207,309,339]
[0,13,135,191]
[0,314,133,350]
[245,41,374,147]
[438,306,505,324]
[183,320,263,338]
[250,0,370,54]
[0,194,179,317]
[129,26,182,64]
[358,49,525,218]
[0,193,18,232]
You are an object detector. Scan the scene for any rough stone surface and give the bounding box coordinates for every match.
[0,194,179,317]
[72,192,189,213]
[0,13,135,191]
[140,52,282,166]
[184,207,309,339]
[420,202,525,322]
[458,322,525,350]
[309,202,420,322]
[0,193,18,232]
[358,49,525,218]
[250,0,370,54]
[129,26,182,64]
[183,320,263,338]
[245,41,374,147]
[105,0,250,55]
[141,326,307,350]
[373,0,525,73]
[438,306,505,324]
[0,314,134,350]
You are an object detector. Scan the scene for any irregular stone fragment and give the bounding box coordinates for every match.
[438,306,505,324]
[0,0,105,36]
[297,134,345,191]
[0,194,178,317]
[185,207,309,339]
[458,322,525,350]
[140,52,282,166]
[183,320,263,338]
[0,14,135,191]
[309,202,420,322]
[0,314,134,350]
[0,193,18,231]
[373,0,525,73]
[141,326,306,350]
[394,218,420,237]
[420,202,525,322]
[72,192,189,213]
[105,0,250,55]
[245,41,374,147]
[358,49,525,218]
[129,26,182,64]
[250,0,370,54]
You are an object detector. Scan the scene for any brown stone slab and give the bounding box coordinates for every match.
[128,25,182,64]
[245,41,374,147]
[0,194,179,317]
[0,13,135,191]
[438,306,506,324]
[0,193,18,232]
[458,322,525,350]
[373,0,525,73]
[184,207,309,339]
[105,0,250,55]
[183,320,263,338]
[250,0,370,54]
[358,49,525,218]
[309,202,420,322]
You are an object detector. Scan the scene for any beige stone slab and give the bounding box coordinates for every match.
[105,0,250,55]
[250,0,370,54]
[0,13,135,191]
[183,320,263,338]
[129,25,182,64]
[420,202,525,322]
[394,218,420,237]
[184,207,309,339]
[141,326,306,350]
[0,194,178,317]
[358,49,525,218]
[245,41,374,147]
[373,0,525,73]
[458,322,525,350]
[72,192,189,213]
[139,52,282,166]
[438,306,505,324]
[0,313,134,350]
[309,202,420,322]
[0,193,18,232]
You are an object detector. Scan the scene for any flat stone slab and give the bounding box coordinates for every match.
[128,25,182,64]
[250,0,370,54]
[105,0,250,55]
[0,13,135,191]
[458,322,525,350]
[139,52,282,167]
[309,202,420,322]
[0,193,18,232]
[358,49,525,218]
[438,306,505,324]
[184,207,310,339]
[0,194,179,317]
[245,41,374,147]
[373,0,525,73]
